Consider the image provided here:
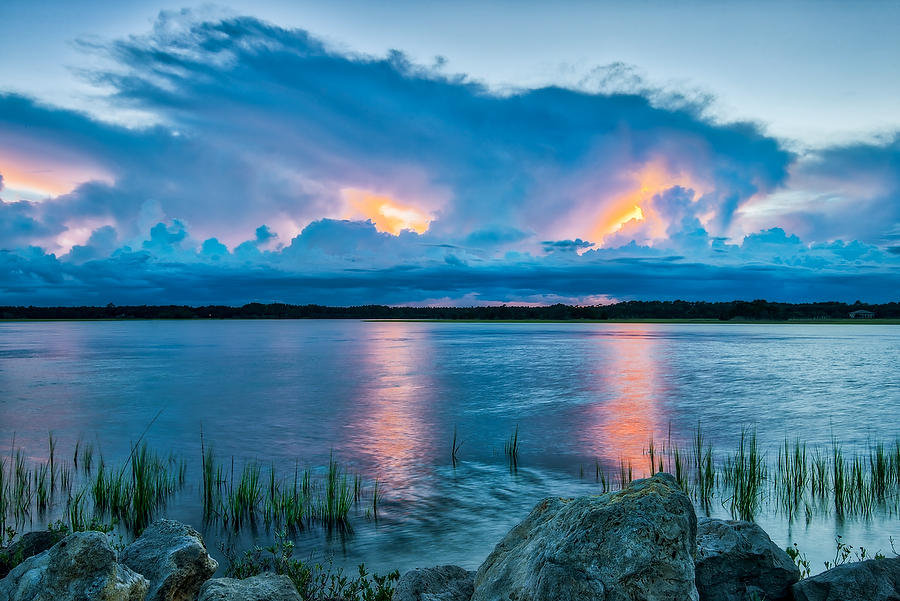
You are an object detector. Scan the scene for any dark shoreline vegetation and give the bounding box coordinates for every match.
[2,299,900,321]
[3,427,900,548]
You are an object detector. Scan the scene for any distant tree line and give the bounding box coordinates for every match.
[0,300,897,320]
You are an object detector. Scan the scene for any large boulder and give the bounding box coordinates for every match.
[395,565,475,601]
[198,573,301,601]
[472,472,698,601]
[0,531,149,601]
[695,517,799,601]
[0,529,67,578]
[121,519,218,601]
[792,557,900,601]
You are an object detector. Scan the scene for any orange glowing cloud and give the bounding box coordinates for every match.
[342,188,433,235]
[590,159,709,245]
[0,153,111,200]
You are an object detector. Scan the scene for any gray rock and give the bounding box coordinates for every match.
[121,519,218,601]
[472,472,698,601]
[198,573,301,601]
[0,529,67,578]
[695,517,799,601]
[792,557,900,601]
[0,531,149,601]
[395,565,475,601]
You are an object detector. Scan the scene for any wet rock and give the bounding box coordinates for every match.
[791,557,900,601]
[198,573,301,601]
[395,565,475,601]
[694,517,799,601]
[121,519,218,601]
[0,531,149,601]
[0,529,67,578]
[472,472,698,601]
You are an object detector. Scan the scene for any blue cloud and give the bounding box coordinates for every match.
[1,240,899,306]
[65,225,118,263]
[542,239,594,253]
[0,200,61,248]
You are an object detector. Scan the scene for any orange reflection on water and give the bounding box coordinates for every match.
[582,326,669,477]
[344,324,434,492]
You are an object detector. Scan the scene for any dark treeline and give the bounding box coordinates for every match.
[1,300,898,320]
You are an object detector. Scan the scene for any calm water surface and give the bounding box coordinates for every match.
[1,320,899,574]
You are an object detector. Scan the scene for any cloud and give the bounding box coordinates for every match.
[81,12,791,243]
[0,199,64,248]
[1,235,899,306]
[0,11,897,305]
[65,225,119,263]
[542,239,594,253]
[738,134,900,246]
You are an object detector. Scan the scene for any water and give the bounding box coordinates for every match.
[1,320,899,574]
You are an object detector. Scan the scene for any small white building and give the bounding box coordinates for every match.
[849,309,875,319]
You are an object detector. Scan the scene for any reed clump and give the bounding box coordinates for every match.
[198,447,378,531]
[629,424,900,522]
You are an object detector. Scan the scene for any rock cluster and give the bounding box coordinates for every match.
[2,472,899,601]
[395,473,899,601]
[0,531,149,601]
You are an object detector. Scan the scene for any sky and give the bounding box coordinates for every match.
[1,1,899,306]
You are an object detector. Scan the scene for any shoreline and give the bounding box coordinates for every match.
[3,317,900,324]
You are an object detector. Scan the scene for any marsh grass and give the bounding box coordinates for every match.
[775,438,808,518]
[634,425,900,522]
[48,432,56,494]
[618,459,633,489]
[79,443,94,474]
[671,446,688,493]
[5,426,900,538]
[371,479,381,518]
[1,434,388,537]
[197,446,377,531]
[67,488,89,532]
[504,426,520,468]
[35,464,49,512]
[869,441,889,500]
[451,426,463,467]
[695,429,715,507]
[317,454,354,526]
[0,457,7,536]
[201,445,224,518]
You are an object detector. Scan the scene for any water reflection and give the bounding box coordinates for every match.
[341,324,437,493]
[581,327,670,475]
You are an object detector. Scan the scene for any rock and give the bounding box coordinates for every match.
[791,557,900,601]
[0,529,67,578]
[472,472,698,601]
[395,565,475,601]
[121,519,218,601]
[695,517,799,601]
[0,531,149,601]
[198,573,301,601]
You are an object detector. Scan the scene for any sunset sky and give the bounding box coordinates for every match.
[1,1,899,305]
